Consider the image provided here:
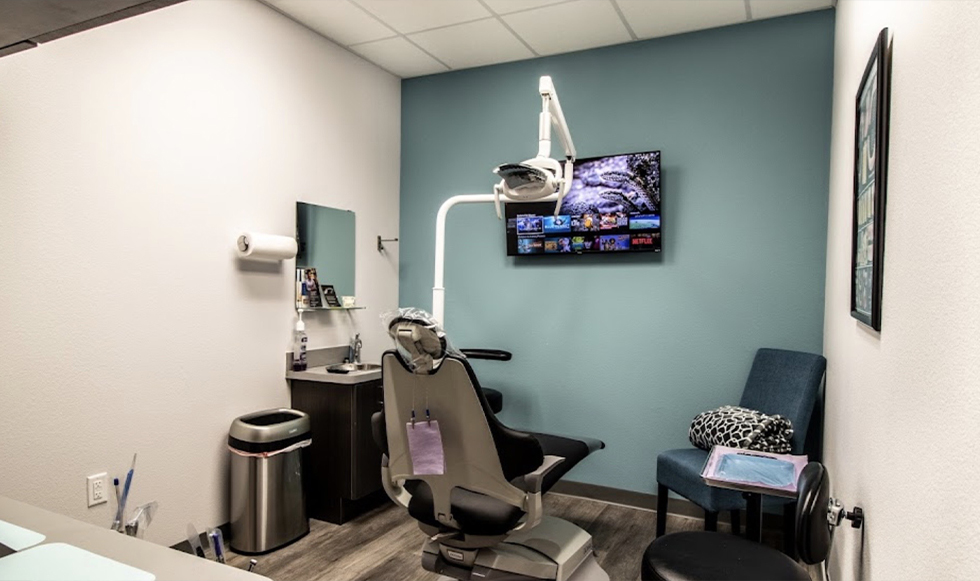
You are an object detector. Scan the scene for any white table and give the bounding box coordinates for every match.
[0,496,269,581]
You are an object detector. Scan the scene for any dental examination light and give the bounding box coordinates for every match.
[492,76,577,220]
[432,76,576,326]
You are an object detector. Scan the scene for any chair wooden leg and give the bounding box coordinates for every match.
[730,509,741,536]
[656,484,668,537]
[704,510,718,532]
[783,501,798,558]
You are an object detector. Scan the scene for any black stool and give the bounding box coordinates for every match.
[642,462,833,581]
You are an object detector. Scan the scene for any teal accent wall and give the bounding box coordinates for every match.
[399,11,834,494]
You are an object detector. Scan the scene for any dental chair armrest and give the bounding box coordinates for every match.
[523,455,565,494]
[512,456,564,533]
[460,349,513,362]
[380,455,412,509]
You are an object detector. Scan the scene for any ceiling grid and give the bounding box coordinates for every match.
[261,0,834,78]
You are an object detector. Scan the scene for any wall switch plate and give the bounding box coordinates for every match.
[87,472,108,507]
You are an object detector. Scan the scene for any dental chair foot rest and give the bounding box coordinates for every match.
[423,517,608,581]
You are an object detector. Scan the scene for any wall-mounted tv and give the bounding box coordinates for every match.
[505,150,661,256]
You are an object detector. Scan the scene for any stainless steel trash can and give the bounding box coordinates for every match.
[228,408,311,554]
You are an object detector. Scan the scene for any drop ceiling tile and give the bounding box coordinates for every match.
[616,0,747,39]
[350,37,449,77]
[503,0,631,56]
[482,0,569,14]
[353,0,491,34]
[265,0,395,46]
[749,0,833,20]
[410,18,534,69]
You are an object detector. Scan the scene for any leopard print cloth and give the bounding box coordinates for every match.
[689,405,794,454]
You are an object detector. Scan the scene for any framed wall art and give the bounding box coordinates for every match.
[851,28,892,331]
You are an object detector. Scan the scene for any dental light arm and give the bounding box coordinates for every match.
[433,76,575,327]
[537,76,576,161]
[492,76,577,220]
[433,190,561,324]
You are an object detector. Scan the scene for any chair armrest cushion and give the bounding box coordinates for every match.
[460,349,513,361]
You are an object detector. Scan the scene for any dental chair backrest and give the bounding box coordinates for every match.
[380,309,545,536]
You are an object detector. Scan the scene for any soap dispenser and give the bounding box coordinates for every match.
[292,315,308,371]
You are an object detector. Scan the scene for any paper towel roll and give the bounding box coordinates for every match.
[236,232,297,262]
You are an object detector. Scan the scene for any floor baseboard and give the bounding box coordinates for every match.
[550,480,785,531]
[172,482,785,555]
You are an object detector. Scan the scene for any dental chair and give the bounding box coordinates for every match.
[372,310,608,581]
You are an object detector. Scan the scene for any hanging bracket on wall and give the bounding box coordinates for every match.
[378,235,399,253]
[828,499,864,529]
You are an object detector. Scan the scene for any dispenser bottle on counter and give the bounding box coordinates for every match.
[292,316,308,371]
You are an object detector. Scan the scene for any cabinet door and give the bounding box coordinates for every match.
[350,381,384,499]
[290,381,352,517]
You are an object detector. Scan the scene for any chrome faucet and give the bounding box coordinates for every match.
[348,333,362,364]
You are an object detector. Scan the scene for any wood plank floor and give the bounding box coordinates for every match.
[227,495,783,580]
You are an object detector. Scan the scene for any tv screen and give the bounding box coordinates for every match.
[505,150,661,256]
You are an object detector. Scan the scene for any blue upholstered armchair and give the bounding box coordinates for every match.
[655,348,826,540]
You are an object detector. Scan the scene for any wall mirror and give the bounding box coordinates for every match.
[296,202,355,303]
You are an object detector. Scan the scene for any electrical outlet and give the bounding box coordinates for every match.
[87,472,108,507]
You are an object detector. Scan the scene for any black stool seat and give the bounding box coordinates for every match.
[642,532,809,581]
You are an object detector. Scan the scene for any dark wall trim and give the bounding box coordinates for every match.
[551,480,785,530]
[0,0,185,60]
[31,0,185,44]
[171,484,783,554]
[0,40,36,58]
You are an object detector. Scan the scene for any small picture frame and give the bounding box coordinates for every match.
[850,28,891,332]
[320,284,342,308]
[297,268,324,308]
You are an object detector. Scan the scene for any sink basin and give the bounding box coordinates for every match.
[326,362,381,374]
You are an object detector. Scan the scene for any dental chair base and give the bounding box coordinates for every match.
[422,516,608,581]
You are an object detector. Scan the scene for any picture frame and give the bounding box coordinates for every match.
[320,284,342,308]
[850,28,891,331]
[297,267,324,308]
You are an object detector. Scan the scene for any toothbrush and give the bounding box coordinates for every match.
[208,528,226,564]
[111,454,137,532]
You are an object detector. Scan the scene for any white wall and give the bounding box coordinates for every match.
[823,1,980,579]
[0,0,400,545]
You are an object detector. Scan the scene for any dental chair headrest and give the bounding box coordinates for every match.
[381,308,461,374]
